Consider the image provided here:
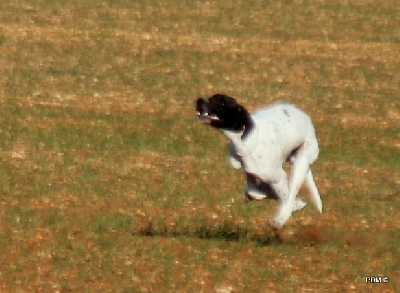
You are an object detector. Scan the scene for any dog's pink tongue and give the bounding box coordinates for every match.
[208,114,220,121]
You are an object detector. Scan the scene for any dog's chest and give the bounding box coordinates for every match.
[241,156,263,176]
[237,141,280,181]
[240,153,270,177]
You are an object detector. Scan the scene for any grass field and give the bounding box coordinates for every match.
[0,0,399,291]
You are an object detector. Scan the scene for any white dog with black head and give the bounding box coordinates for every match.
[196,94,322,229]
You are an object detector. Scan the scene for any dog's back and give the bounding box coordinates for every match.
[251,104,317,162]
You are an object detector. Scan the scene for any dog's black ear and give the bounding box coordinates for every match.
[238,105,254,140]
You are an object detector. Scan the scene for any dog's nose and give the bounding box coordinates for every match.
[196,98,209,114]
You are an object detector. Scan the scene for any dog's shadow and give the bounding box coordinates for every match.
[132,218,325,246]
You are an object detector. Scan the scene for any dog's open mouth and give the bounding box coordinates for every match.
[197,112,220,124]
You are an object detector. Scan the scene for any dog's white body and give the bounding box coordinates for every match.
[224,103,322,228]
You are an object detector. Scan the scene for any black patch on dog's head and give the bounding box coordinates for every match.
[195,94,253,139]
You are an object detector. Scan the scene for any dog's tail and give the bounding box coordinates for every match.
[305,170,322,212]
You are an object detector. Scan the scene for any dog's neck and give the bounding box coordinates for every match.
[222,126,258,157]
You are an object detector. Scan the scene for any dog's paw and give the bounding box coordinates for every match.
[229,157,242,169]
[243,193,253,203]
[269,218,285,230]
[244,190,266,201]
[270,209,292,229]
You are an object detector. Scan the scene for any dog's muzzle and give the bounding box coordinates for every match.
[197,111,220,124]
[196,99,220,123]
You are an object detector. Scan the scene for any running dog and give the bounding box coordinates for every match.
[195,94,322,229]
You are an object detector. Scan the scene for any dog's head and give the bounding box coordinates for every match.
[195,94,253,139]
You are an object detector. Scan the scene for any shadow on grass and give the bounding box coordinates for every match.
[92,213,331,246]
[133,218,284,246]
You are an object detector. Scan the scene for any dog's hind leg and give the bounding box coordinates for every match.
[305,169,322,212]
[287,141,318,205]
[268,170,292,229]
[272,159,309,227]
[271,141,317,228]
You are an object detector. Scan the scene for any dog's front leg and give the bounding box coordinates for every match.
[267,171,293,229]
[228,144,242,169]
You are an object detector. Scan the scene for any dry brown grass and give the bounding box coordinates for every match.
[0,0,399,292]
